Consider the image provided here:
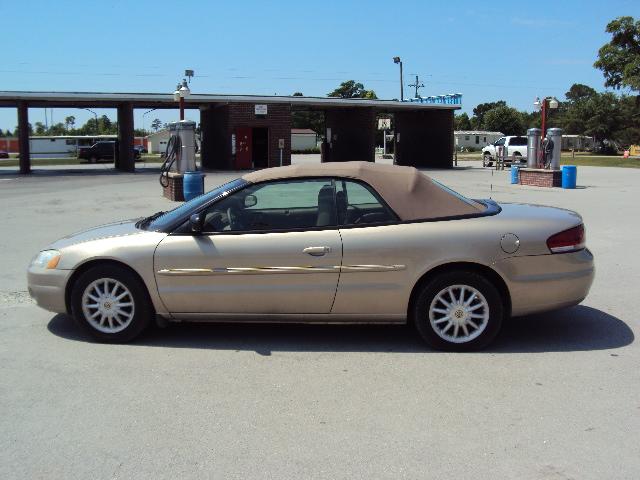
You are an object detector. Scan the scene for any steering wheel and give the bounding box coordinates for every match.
[226,207,237,230]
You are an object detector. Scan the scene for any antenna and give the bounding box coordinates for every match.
[184,69,194,83]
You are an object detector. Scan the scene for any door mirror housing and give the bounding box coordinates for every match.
[244,194,257,208]
[189,213,203,233]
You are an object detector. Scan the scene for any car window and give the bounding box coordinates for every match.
[509,137,527,146]
[201,178,336,232]
[146,178,247,231]
[495,138,505,146]
[335,179,397,226]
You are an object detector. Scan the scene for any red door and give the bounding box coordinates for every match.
[235,127,252,169]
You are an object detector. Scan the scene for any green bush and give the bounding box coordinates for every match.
[292,147,321,154]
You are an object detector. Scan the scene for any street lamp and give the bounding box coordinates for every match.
[174,79,191,121]
[534,96,559,139]
[393,56,404,102]
[83,108,98,136]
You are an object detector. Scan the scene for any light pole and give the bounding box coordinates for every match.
[84,108,98,136]
[534,96,559,139]
[393,57,403,101]
[173,79,191,121]
[142,108,156,136]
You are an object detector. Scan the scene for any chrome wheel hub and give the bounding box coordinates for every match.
[429,284,489,344]
[81,278,135,334]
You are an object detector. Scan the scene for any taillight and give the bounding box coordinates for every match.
[547,224,585,254]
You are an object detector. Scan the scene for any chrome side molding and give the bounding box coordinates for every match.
[157,264,406,276]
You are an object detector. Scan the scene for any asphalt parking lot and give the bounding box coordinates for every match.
[1,157,639,479]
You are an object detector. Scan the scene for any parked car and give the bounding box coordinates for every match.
[78,141,142,163]
[0,150,9,159]
[482,136,528,167]
[134,145,148,155]
[27,162,594,350]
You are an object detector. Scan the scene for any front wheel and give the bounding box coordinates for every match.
[412,270,504,351]
[70,265,153,342]
[482,154,493,167]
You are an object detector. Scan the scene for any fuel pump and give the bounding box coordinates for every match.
[159,120,197,187]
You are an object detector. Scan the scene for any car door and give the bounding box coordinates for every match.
[154,177,342,316]
[331,179,412,318]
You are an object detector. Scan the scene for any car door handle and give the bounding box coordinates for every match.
[303,246,331,256]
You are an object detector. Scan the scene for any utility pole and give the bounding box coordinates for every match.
[409,75,425,99]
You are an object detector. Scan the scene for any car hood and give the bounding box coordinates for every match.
[49,218,146,249]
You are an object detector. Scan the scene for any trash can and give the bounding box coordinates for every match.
[183,171,206,201]
[510,165,520,184]
[561,165,577,189]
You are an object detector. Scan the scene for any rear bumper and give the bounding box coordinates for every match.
[27,266,72,314]
[495,248,595,317]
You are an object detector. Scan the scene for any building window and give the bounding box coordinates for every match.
[483,137,486,143]
[475,136,479,144]
[464,135,470,141]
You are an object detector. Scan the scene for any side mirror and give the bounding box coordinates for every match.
[244,194,257,208]
[189,213,203,233]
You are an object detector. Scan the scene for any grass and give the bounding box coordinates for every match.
[3,152,639,169]
[0,154,165,167]
[457,152,640,168]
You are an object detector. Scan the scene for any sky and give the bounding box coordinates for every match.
[0,0,637,132]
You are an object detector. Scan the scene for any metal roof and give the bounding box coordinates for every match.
[0,91,460,111]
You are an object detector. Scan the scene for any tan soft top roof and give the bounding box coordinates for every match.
[242,162,483,221]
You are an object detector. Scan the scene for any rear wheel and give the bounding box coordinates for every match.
[412,270,504,351]
[70,265,153,342]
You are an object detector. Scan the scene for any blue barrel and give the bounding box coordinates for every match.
[183,171,206,201]
[562,165,577,189]
[510,165,520,184]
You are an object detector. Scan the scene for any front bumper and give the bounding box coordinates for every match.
[27,266,73,314]
[495,248,595,317]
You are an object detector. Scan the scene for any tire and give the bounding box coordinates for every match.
[513,152,522,163]
[70,264,153,343]
[89,156,97,164]
[412,270,504,351]
[482,154,493,167]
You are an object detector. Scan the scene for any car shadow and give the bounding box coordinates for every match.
[47,305,633,355]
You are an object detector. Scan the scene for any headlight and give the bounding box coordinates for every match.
[31,250,61,269]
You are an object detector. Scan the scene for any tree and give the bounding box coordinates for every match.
[34,122,46,135]
[328,80,377,99]
[454,113,472,130]
[594,16,640,93]
[483,106,525,135]
[151,118,162,132]
[290,91,324,135]
[472,101,506,129]
[64,115,76,132]
[565,84,597,102]
[584,92,622,144]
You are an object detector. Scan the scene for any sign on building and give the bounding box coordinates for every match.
[378,118,391,130]
[255,104,268,115]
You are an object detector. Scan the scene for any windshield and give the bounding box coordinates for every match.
[143,178,247,231]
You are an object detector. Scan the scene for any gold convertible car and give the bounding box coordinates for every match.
[27,162,594,350]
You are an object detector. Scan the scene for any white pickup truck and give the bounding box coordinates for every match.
[481,136,528,167]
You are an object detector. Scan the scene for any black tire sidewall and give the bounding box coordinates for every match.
[70,265,152,343]
[413,270,504,351]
